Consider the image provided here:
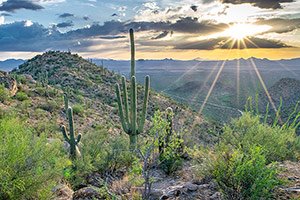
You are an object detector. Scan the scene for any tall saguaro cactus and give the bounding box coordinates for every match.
[61,107,82,160]
[115,28,150,149]
[64,93,69,118]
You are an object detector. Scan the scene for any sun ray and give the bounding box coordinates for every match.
[191,61,221,102]
[190,38,237,133]
[161,60,204,93]
[236,39,241,107]
[240,39,282,123]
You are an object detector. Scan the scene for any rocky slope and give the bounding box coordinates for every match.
[7,51,217,144]
[258,78,300,127]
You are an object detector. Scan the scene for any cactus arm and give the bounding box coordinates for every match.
[64,94,68,112]
[76,133,82,144]
[61,125,70,143]
[131,76,137,135]
[122,76,130,126]
[68,107,75,141]
[138,75,150,134]
[130,28,135,77]
[115,83,128,133]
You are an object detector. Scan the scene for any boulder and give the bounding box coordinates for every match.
[52,184,73,200]
[0,75,17,97]
[73,186,105,200]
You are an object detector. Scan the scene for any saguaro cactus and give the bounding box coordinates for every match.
[61,107,82,160]
[64,93,69,118]
[115,28,150,149]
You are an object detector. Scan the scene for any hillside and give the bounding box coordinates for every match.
[0,51,299,199]
[258,78,300,126]
[7,51,215,144]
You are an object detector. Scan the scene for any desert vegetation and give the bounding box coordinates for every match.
[0,29,299,200]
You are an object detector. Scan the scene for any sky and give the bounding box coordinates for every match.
[0,0,299,60]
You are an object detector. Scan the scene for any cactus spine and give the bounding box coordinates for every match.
[115,29,150,149]
[61,107,82,160]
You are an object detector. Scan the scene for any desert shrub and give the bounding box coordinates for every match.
[222,112,300,162]
[39,100,59,113]
[72,103,84,116]
[15,91,29,101]
[213,146,281,200]
[65,125,132,188]
[159,131,184,174]
[0,117,68,199]
[0,85,9,102]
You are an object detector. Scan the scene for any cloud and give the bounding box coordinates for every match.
[190,5,198,12]
[220,0,295,9]
[83,16,89,20]
[56,21,73,28]
[0,17,293,53]
[0,0,44,12]
[151,31,169,39]
[1,13,12,16]
[99,36,126,39]
[255,18,300,34]
[59,13,74,18]
[174,37,291,50]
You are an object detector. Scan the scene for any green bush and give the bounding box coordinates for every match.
[15,91,29,101]
[0,117,68,199]
[72,103,84,116]
[39,100,59,113]
[222,112,300,162]
[66,125,132,188]
[0,85,9,102]
[214,146,281,200]
[160,131,184,175]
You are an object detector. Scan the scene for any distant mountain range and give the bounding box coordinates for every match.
[1,57,299,73]
[0,59,27,71]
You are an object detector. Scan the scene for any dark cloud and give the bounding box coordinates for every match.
[99,36,126,39]
[65,18,227,40]
[1,13,12,16]
[59,13,74,18]
[221,0,295,9]
[151,31,169,40]
[83,16,89,20]
[0,0,44,12]
[56,21,73,28]
[190,5,197,12]
[255,18,300,34]
[174,37,291,50]
[0,17,293,52]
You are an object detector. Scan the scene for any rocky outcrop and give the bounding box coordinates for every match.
[0,75,17,97]
[73,186,106,200]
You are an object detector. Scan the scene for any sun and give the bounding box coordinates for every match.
[223,23,271,40]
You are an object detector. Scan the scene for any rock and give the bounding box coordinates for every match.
[23,74,36,83]
[209,181,217,189]
[282,187,300,192]
[183,182,198,191]
[197,184,209,189]
[210,192,220,199]
[149,189,164,200]
[73,186,105,200]
[166,186,186,197]
[288,176,296,181]
[52,184,73,200]
[0,75,17,97]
